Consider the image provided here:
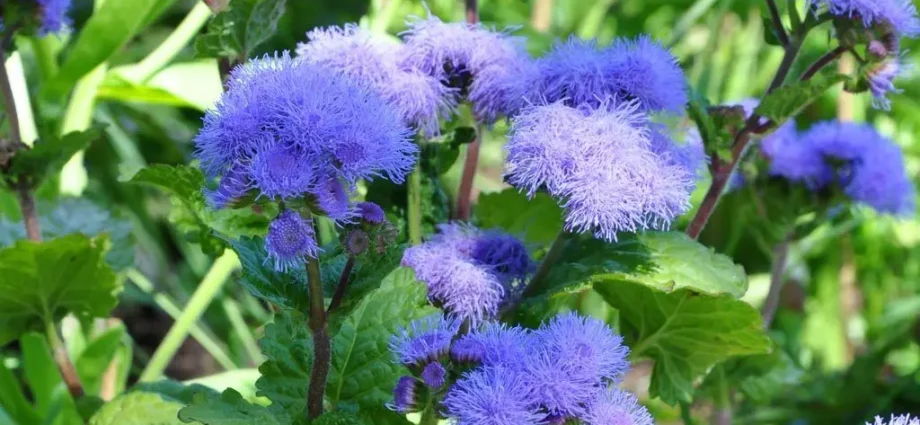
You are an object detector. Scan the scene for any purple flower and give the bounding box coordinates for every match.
[812,0,920,38]
[843,140,916,215]
[389,315,460,367]
[205,164,251,208]
[580,388,654,425]
[506,102,695,241]
[534,37,620,110]
[265,210,321,271]
[536,313,630,384]
[450,322,533,368]
[523,350,599,417]
[297,24,455,136]
[443,367,544,425]
[868,415,920,425]
[194,52,415,223]
[607,35,688,113]
[389,376,418,414]
[37,0,71,35]
[401,224,533,322]
[356,202,386,224]
[421,362,447,388]
[866,56,906,110]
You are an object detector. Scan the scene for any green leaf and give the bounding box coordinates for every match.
[754,72,850,128]
[20,333,84,425]
[595,280,771,405]
[9,127,104,185]
[230,237,310,312]
[313,411,363,425]
[47,0,161,94]
[195,0,288,60]
[107,60,223,112]
[129,381,220,404]
[0,234,119,345]
[0,359,41,425]
[475,189,564,246]
[255,310,312,419]
[178,389,289,425]
[327,268,437,410]
[75,325,127,397]
[0,198,135,270]
[90,391,186,425]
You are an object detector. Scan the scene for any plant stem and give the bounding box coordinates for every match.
[455,125,480,221]
[762,236,792,329]
[305,249,330,420]
[712,368,732,425]
[0,39,22,152]
[44,316,85,398]
[420,405,440,425]
[407,161,423,245]
[126,268,238,371]
[679,401,697,425]
[766,41,802,94]
[765,0,789,47]
[465,0,479,24]
[521,231,571,299]
[16,179,41,241]
[138,251,240,382]
[800,45,848,81]
[221,298,263,365]
[327,255,356,313]
[124,2,212,82]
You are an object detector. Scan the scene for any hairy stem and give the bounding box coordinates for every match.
[800,45,848,81]
[762,237,792,328]
[45,317,85,398]
[327,255,356,313]
[16,179,41,241]
[407,161,423,245]
[305,247,330,420]
[455,125,481,220]
[521,231,571,299]
[765,0,789,47]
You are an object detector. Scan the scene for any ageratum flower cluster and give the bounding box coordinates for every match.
[195,53,416,270]
[401,224,534,324]
[504,37,702,242]
[388,313,651,425]
[761,120,916,216]
[868,414,920,425]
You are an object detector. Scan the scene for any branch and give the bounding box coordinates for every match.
[16,179,41,241]
[305,246,330,420]
[761,237,792,328]
[800,45,848,81]
[765,0,790,47]
[454,125,481,220]
[327,255,355,313]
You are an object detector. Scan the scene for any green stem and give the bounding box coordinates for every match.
[712,368,732,425]
[138,251,240,382]
[419,405,440,425]
[305,244,330,420]
[126,268,238,371]
[407,161,423,245]
[44,316,85,398]
[29,36,61,81]
[221,298,263,365]
[679,401,696,425]
[521,231,571,299]
[123,2,212,82]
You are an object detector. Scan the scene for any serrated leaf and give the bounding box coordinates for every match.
[0,198,135,270]
[256,310,313,419]
[0,234,119,345]
[327,268,437,410]
[178,389,289,425]
[230,237,310,312]
[76,325,127,397]
[89,391,185,425]
[595,280,771,405]
[475,189,563,246]
[195,0,288,60]
[313,411,363,425]
[754,72,850,128]
[10,127,104,184]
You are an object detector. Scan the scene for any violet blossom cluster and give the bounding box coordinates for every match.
[388,313,651,425]
[1,0,71,35]
[195,53,416,270]
[868,414,920,425]
[760,119,915,216]
[401,223,534,324]
[503,36,702,242]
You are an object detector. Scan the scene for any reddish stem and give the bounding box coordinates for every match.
[455,126,481,220]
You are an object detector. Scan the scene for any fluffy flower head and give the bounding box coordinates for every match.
[868,415,920,425]
[389,376,418,413]
[536,313,630,383]
[443,367,544,425]
[813,0,920,37]
[581,388,654,425]
[389,315,460,366]
[451,323,533,368]
[37,0,71,34]
[607,35,688,113]
[265,211,320,271]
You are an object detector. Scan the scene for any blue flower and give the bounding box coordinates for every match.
[37,0,71,35]
[536,313,630,384]
[450,322,533,368]
[205,164,251,208]
[195,53,415,223]
[389,376,418,414]
[442,367,544,425]
[607,35,688,113]
[297,24,455,136]
[523,350,598,417]
[868,414,919,425]
[813,0,920,38]
[265,210,321,271]
[356,202,386,224]
[506,102,695,241]
[533,37,619,110]
[401,224,533,322]
[421,362,447,388]
[867,56,906,110]
[389,315,460,366]
[580,388,654,425]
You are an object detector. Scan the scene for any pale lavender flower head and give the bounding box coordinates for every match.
[524,350,599,417]
[648,125,706,193]
[506,102,695,241]
[812,0,920,37]
[389,376,418,414]
[194,53,415,223]
[450,323,533,368]
[867,56,907,110]
[402,224,533,322]
[265,210,321,271]
[867,414,920,425]
[580,388,654,425]
[389,315,460,367]
[443,367,544,425]
[607,35,688,113]
[536,313,631,383]
[297,25,455,135]
[357,202,386,224]
[37,0,71,35]
[421,362,447,388]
